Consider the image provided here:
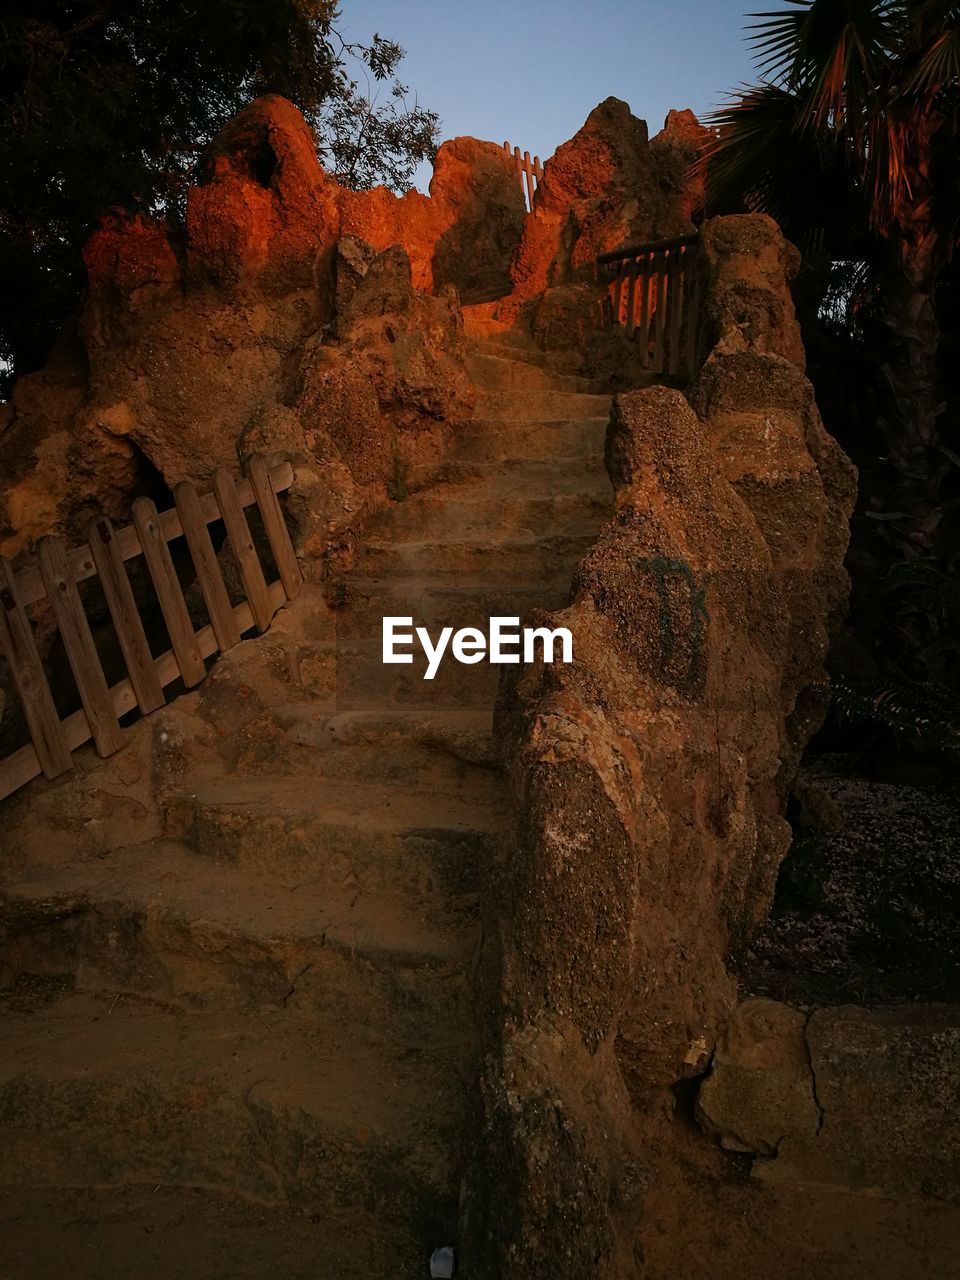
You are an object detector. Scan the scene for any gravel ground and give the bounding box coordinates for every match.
[743,755,960,1005]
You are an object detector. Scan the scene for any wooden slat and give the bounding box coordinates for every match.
[246,454,302,602]
[132,497,206,688]
[652,253,669,375]
[87,517,164,716]
[611,261,626,326]
[0,581,285,804]
[174,480,241,653]
[684,259,702,378]
[213,467,273,633]
[625,258,639,339]
[597,232,699,266]
[638,255,653,368]
[667,249,685,375]
[38,536,124,758]
[14,462,295,609]
[0,557,71,779]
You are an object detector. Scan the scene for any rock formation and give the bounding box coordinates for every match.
[0,96,530,561]
[0,93,878,1279]
[510,97,708,300]
[0,95,705,563]
[471,214,856,1276]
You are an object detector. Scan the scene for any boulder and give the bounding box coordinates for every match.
[185,94,341,298]
[696,213,806,368]
[696,999,820,1154]
[696,1000,960,1202]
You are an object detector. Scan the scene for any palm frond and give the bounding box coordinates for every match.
[903,27,960,93]
[747,3,811,83]
[796,0,895,133]
[700,81,865,250]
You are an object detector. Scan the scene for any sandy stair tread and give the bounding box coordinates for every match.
[0,992,467,1233]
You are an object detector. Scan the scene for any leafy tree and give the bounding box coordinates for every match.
[701,0,960,542]
[0,2,439,391]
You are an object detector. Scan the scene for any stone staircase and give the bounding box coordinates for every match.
[0,322,616,1278]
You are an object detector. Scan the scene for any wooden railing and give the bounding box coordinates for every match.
[503,141,543,212]
[597,233,701,377]
[0,455,301,803]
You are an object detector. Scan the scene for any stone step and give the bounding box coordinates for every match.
[0,1184,416,1280]
[228,705,498,780]
[363,485,611,543]
[475,389,611,421]
[465,335,579,374]
[448,419,608,465]
[460,301,525,340]
[200,685,498,780]
[0,839,482,1023]
[465,350,600,394]
[357,531,598,579]
[165,772,502,884]
[0,995,466,1243]
[341,571,573,618]
[330,638,504,711]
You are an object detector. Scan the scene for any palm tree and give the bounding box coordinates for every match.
[701,0,960,543]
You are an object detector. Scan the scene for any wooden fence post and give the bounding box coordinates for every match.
[37,536,123,757]
[132,497,206,687]
[0,558,72,779]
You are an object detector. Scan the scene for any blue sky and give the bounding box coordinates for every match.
[339,0,759,189]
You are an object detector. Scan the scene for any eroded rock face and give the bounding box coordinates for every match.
[510,99,704,302]
[475,214,855,1277]
[510,98,653,301]
[430,137,527,300]
[185,94,341,296]
[0,96,479,560]
[339,135,525,301]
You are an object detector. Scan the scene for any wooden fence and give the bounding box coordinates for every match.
[597,233,701,377]
[0,455,301,803]
[503,142,543,212]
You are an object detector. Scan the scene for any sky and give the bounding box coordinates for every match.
[339,0,759,190]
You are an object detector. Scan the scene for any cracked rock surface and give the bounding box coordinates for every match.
[697,998,960,1201]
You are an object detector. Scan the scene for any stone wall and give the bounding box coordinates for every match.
[468,215,856,1276]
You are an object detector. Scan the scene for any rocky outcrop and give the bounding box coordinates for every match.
[340,135,525,300]
[0,96,483,561]
[0,94,711,559]
[184,95,342,297]
[472,214,855,1276]
[500,100,710,382]
[510,98,699,301]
